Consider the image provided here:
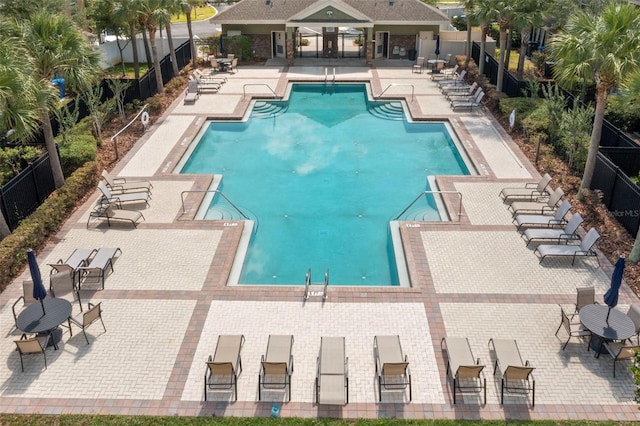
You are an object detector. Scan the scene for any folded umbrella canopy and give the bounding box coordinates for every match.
[603,255,625,322]
[434,34,441,61]
[27,248,47,315]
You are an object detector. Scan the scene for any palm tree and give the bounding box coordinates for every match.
[550,2,640,199]
[113,0,144,79]
[139,0,165,93]
[471,0,497,76]
[159,0,181,78]
[513,0,544,80]
[20,11,101,188]
[463,0,475,66]
[181,0,205,68]
[494,0,517,92]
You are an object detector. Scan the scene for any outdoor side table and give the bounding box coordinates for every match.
[579,304,635,356]
[16,298,72,350]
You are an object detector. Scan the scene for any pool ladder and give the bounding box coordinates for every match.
[324,67,336,86]
[303,268,329,301]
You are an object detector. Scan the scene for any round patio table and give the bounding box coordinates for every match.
[579,304,635,355]
[16,298,72,350]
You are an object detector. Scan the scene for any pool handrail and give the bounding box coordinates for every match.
[180,189,250,220]
[393,190,463,222]
[110,103,149,160]
[243,84,280,99]
[376,84,414,102]
[304,268,329,301]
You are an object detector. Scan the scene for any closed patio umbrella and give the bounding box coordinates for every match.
[603,255,625,322]
[27,248,47,315]
[434,35,441,61]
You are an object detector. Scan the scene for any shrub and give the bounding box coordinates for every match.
[522,105,552,137]
[606,94,640,132]
[225,35,253,62]
[498,97,541,127]
[146,94,164,114]
[0,146,43,186]
[164,76,187,95]
[57,116,98,176]
[559,104,593,172]
[0,162,99,293]
[300,38,310,46]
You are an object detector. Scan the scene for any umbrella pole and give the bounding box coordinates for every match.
[606,307,611,324]
[40,299,46,316]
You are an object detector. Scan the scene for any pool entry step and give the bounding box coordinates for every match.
[303,268,329,301]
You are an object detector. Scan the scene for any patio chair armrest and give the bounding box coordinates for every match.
[12,296,25,320]
[288,354,294,374]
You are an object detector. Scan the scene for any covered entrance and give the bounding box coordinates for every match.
[296,27,364,58]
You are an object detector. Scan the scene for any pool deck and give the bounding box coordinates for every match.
[1,59,639,421]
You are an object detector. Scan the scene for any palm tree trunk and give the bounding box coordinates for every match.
[517,28,528,80]
[630,230,640,263]
[465,24,472,66]
[165,21,180,78]
[479,26,487,75]
[141,27,153,67]
[497,27,507,92]
[186,10,197,68]
[0,213,11,238]
[578,84,608,199]
[504,26,512,70]
[149,28,164,93]
[129,21,140,79]
[40,108,65,188]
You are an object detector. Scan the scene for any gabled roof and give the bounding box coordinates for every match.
[211,0,449,25]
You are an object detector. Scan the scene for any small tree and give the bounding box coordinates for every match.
[540,83,565,142]
[559,103,594,171]
[84,86,115,141]
[107,79,132,124]
[53,99,80,145]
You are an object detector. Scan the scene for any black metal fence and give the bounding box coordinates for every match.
[0,41,192,233]
[471,42,527,98]
[0,151,56,231]
[592,153,640,236]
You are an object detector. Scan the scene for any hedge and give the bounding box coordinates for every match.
[0,161,99,293]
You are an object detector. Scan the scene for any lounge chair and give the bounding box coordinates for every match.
[499,174,552,203]
[509,187,564,217]
[77,247,122,289]
[184,79,200,104]
[451,91,484,111]
[488,338,535,407]
[601,341,640,377]
[513,200,571,232]
[87,202,145,229]
[374,335,412,402]
[204,335,245,401]
[535,227,600,265]
[193,70,222,92]
[444,82,478,99]
[258,335,294,401]
[436,70,467,88]
[412,56,425,73]
[101,170,153,194]
[315,337,348,405]
[49,248,97,289]
[68,302,106,344]
[554,305,591,349]
[441,337,486,404]
[522,213,583,247]
[98,181,150,208]
[432,67,463,82]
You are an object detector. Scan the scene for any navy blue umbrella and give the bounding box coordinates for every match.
[434,35,441,61]
[27,248,47,315]
[220,35,225,55]
[603,255,625,322]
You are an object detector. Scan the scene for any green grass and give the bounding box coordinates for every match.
[0,416,633,425]
[104,63,150,78]
[173,6,217,23]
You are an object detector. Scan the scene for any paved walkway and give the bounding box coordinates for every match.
[1,59,639,421]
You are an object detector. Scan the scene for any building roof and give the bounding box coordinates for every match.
[211,0,450,25]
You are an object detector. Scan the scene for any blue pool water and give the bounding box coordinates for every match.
[180,84,469,285]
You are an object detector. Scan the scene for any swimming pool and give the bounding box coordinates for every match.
[179,83,471,286]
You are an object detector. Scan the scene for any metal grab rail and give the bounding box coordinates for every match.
[110,104,149,159]
[304,268,329,300]
[180,190,250,219]
[243,84,280,99]
[393,190,463,221]
[376,84,414,101]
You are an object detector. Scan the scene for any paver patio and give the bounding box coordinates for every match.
[1,59,638,420]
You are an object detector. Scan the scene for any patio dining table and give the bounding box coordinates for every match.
[16,298,72,350]
[579,304,635,355]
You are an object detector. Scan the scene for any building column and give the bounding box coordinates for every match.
[286,28,294,66]
[366,28,374,67]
